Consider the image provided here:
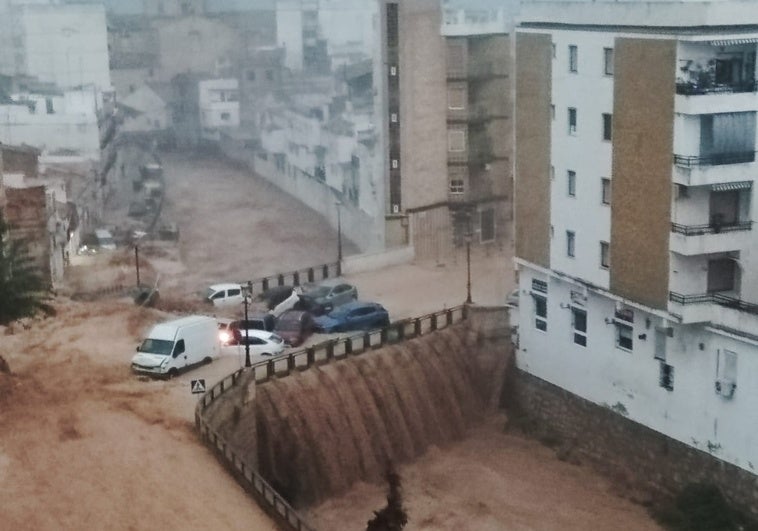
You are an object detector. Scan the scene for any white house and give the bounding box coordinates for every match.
[515,1,758,476]
[198,78,240,139]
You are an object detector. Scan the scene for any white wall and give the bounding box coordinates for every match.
[516,262,758,475]
[199,79,240,129]
[19,4,111,91]
[277,0,304,71]
[549,29,615,288]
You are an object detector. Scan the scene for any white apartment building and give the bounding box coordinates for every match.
[515,2,758,475]
[198,78,240,140]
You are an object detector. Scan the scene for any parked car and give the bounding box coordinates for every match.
[229,314,276,343]
[220,329,286,360]
[94,229,117,251]
[313,301,389,333]
[216,318,235,346]
[205,283,244,308]
[259,285,296,310]
[298,279,358,315]
[274,310,314,347]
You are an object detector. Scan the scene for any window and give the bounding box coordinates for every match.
[707,258,736,293]
[246,70,256,81]
[227,288,241,297]
[390,112,398,123]
[389,65,397,76]
[220,112,231,121]
[615,308,634,351]
[659,363,674,391]
[572,307,587,346]
[600,241,610,269]
[569,45,578,73]
[448,87,466,110]
[480,208,495,242]
[391,159,399,169]
[449,179,464,194]
[568,108,577,134]
[601,177,611,205]
[448,130,466,152]
[172,339,185,356]
[602,113,612,141]
[567,170,576,197]
[716,349,737,398]
[533,294,547,331]
[46,98,54,114]
[604,47,614,76]
[566,231,575,257]
[266,70,274,81]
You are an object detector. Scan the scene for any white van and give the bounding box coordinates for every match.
[131,315,220,378]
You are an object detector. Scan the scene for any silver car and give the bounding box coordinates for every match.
[301,278,358,310]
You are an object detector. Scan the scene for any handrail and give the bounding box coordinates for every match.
[673,151,756,167]
[194,305,469,530]
[669,291,758,315]
[670,220,752,236]
[242,261,341,298]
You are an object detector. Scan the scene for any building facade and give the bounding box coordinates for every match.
[515,1,758,481]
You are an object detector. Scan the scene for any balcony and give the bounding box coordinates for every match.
[669,291,758,328]
[676,80,757,96]
[447,104,508,124]
[670,221,752,256]
[447,61,508,81]
[672,152,757,187]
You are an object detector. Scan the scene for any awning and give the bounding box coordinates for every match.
[709,38,758,46]
[711,181,753,192]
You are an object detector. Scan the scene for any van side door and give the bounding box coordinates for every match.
[172,339,187,367]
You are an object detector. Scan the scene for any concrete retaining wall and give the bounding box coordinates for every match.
[511,369,758,518]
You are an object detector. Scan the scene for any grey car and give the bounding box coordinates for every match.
[300,278,358,311]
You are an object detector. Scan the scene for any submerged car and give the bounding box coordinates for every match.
[220,329,286,360]
[313,301,389,334]
[205,283,244,308]
[297,279,358,315]
[274,310,314,347]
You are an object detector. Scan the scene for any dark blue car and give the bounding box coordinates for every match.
[313,301,390,333]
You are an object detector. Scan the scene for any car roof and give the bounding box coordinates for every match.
[335,300,379,313]
[241,329,276,340]
[209,283,242,291]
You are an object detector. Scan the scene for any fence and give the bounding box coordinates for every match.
[243,261,341,298]
[195,305,469,531]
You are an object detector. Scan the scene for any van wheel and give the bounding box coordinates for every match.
[167,368,179,379]
[203,357,212,365]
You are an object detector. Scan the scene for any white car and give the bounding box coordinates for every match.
[220,329,286,363]
[205,283,244,308]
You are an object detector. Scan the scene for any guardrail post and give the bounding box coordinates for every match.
[306,347,315,366]
[414,318,422,336]
[277,274,285,286]
[345,337,353,354]
[431,314,438,331]
[262,278,269,292]
[267,360,275,379]
[364,331,371,349]
[293,271,300,286]
[337,260,342,276]
[380,327,388,344]
[397,322,405,341]
[288,353,295,371]
[322,264,329,279]
[462,304,469,319]
[446,309,453,325]
[325,341,334,360]
[307,268,314,282]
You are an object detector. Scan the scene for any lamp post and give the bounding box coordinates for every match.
[465,213,473,304]
[133,231,146,287]
[244,280,252,368]
[336,200,343,275]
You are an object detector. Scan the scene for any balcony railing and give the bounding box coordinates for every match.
[670,220,752,235]
[676,79,758,96]
[673,151,756,167]
[670,291,758,316]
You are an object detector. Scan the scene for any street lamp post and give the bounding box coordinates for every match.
[466,232,472,304]
[336,200,343,275]
[244,280,252,368]
[134,244,141,287]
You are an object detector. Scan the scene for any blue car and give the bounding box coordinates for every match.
[313,301,390,333]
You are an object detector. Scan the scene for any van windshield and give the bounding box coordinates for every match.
[139,338,174,356]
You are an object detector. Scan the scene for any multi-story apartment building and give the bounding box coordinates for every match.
[515,0,758,486]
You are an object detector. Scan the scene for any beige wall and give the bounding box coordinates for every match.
[610,38,675,310]
[515,32,551,268]
[398,0,448,211]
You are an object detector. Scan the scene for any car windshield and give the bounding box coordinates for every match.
[276,319,299,331]
[309,286,330,298]
[138,338,174,356]
[205,288,216,299]
[270,334,284,344]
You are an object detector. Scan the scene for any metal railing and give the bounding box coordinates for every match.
[670,220,753,236]
[195,305,469,530]
[673,151,756,167]
[675,79,758,96]
[243,262,341,298]
[669,291,758,315]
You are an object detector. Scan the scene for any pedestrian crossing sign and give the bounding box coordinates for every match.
[191,379,206,394]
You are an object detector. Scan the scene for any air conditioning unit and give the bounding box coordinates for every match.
[715,378,736,399]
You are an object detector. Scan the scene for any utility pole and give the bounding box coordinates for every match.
[134,244,140,286]
[336,200,343,275]
[244,280,252,368]
[466,212,473,304]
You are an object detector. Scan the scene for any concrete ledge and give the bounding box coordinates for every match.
[342,245,415,275]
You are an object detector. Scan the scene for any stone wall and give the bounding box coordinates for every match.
[510,369,758,518]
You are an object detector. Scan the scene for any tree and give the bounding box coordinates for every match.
[366,465,408,531]
[0,211,54,324]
